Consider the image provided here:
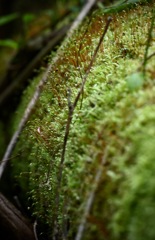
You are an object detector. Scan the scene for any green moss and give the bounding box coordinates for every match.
[11,1,155,239]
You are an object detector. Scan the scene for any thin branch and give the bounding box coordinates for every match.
[76,16,94,109]
[76,15,93,75]
[0,0,97,180]
[33,220,38,240]
[73,16,112,110]
[67,88,73,113]
[75,149,108,240]
[0,86,41,179]
[143,8,155,75]
[145,51,155,62]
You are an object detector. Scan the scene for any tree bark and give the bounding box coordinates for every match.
[0,192,35,240]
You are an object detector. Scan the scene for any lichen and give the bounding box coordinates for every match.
[11,1,155,239]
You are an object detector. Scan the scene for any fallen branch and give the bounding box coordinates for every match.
[0,192,35,240]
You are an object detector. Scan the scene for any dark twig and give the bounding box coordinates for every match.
[143,8,155,75]
[67,88,73,113]
[76,16,94,109]
[73,16,112,110]
[138,51,155,73]
[76,16,93,75]
[0,85,42,179]
[75,149,108,240]
[145,51,155,62]
[54,16,112,235]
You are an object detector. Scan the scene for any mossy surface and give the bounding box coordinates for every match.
[12,1,155,239]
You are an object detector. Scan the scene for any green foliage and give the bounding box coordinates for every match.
[11,1,155,239]
[112,136,155,240]
[0,13,19,49]
[0,13,19,26]
[22,13,36,24]
[0,39,18,49]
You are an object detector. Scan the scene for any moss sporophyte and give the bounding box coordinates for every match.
[11,1,155,239]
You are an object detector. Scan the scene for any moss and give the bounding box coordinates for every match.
[11,1,155,239]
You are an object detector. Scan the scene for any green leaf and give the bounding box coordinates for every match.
[126,72,144,91]
[0,39,18,49]
[0,13,19,26]
[22,13,35,24]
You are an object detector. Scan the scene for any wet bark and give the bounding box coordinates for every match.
[0,192,35,240]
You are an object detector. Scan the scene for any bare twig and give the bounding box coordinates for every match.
[75,150,108,240]
[0,86,42,179]
[146,51,155,61]
[54,16,112,236]
[33,220,38,240]
[0,0,97,180]
[76,15,94,108]
[73,16,112,110]
[143,8,155,75]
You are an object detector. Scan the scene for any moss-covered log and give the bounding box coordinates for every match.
[9,1,155,239]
